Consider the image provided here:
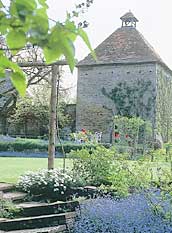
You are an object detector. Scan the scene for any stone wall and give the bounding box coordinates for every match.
[76,63,157,142]
[156,64,172,141]
[7,119,41,137]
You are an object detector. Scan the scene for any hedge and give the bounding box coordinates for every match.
[0,140,110,153]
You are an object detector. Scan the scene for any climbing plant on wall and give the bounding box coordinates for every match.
[102,79,156,119]
[156,71,172,141]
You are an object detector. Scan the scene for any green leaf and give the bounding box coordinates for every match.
[10,61,24,74]
[65,20,77,42]
[32,8,49,34]
[78,28,96,60]
[43,25,62,63]
[15,0,37,12]
[0,12,11,35]
[61,38,75,72]
[0,56,12,68]
[0,1,3,8]
[6,30,26,54]
[0,67,5,78]
[12,0,36,22]
[10,18,23,29]
[44,24,76,70]
[48,25,60,44]
[0,55,26,95]
[10,72,27,97]
[0,21,8,34]
[44,45,62,64]
[9,1,18,16]
[0,10,5,19]
[38,0,48,8]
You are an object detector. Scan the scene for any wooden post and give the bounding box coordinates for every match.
[16,60,68,170]
[56,72,67,172]
[48,64,59,170]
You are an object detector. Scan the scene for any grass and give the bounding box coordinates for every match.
[0,157,172,184]
[0,157,72,184]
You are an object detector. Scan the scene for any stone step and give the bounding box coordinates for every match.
[2,192,27,202]
[0,212,76,231]
[0,225,67,233]
[0,183,14,192]
[0,219,6,222]
[16,200,79,217]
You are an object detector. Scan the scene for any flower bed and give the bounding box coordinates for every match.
[73,193,172,233]
[17,169,80,201]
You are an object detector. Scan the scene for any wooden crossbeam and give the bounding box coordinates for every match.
[18,60,68,67]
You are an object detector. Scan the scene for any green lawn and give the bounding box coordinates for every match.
[0,157,72,184]
[0,157,171,184]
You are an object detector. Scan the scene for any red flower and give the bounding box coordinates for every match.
[114,132,120,138]
[125,134,129,138]
[81,128,87,134]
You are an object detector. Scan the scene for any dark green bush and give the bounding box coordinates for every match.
[0,141,47,152]
[0,138,110,153]
[0,142,12,151]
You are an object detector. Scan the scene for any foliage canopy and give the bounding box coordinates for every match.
[0,0,95,96]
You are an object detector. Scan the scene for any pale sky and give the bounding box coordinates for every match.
[47,0,172,66]
[46,0,172,98]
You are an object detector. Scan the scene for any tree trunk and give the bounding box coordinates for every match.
[48,64,59,170]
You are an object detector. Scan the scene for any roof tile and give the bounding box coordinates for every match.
[78,27,163,66]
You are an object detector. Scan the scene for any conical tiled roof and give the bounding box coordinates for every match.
[77,26,164,66]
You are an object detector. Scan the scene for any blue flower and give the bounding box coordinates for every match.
[73,193,172,233]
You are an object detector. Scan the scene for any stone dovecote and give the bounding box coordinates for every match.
[76,11,172,142]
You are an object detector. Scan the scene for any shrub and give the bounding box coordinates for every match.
[145,148,169,162]
[113,116,152,158]
[0,142,11,151]
[99,161,150,198]
[0,140,47,152]
[69,145,150,196]
[0,138,110,153]
[69,146,115,186]
[73,194,172,233]
[17,169,81,201]
[0,199,20,219]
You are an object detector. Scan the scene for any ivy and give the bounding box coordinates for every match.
[102,79,155,118]
[156,70,172,141]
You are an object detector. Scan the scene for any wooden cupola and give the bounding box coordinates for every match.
[120,11,139,27]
